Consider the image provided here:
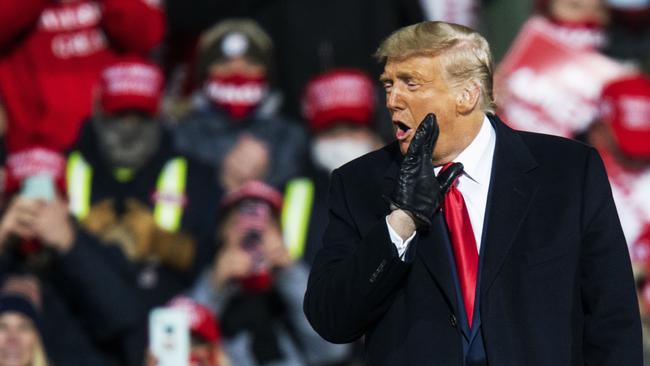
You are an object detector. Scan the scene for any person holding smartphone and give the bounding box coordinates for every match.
[190,181,349,366]
[146,296,229,366]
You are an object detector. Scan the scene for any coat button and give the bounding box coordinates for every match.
[449,314,457,328]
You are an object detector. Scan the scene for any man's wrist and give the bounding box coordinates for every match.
[387,209,417,240]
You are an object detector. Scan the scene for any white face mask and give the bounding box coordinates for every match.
[311,137,375,173]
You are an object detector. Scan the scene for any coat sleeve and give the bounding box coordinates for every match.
[0,0,48,50]
[52,228,148,341]
[303,168,413,344]
[101,0,165,53]
[580,148,643,364]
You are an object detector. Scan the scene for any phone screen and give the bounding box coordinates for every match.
[237,200,271,272]
[20,174,55,201]
[149,308,190,366]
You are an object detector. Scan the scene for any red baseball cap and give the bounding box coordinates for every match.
[168,296,220,345]
[302,69,375,132]
[600,74,650,159]
[99,56,164,116]
[220,180,283,214]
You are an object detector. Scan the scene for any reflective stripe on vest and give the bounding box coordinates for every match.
[67,151,92,219]
[66,152,188,232]
[153,157,188,232]
[281,178,315,260]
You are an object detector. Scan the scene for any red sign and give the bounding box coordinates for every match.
[495,16,633,137]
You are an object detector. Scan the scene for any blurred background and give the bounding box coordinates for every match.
[0,0,648,365]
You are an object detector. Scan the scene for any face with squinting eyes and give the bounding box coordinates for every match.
[380,55,462,159]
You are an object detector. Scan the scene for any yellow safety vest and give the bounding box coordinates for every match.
[66,151,188,232]
[281,177,315,260]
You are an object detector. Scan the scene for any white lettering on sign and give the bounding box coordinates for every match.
[39,2,101,32]
[51,29,107,59]
[538,20,606,50]
[104,64,161,97]
[620,97,650,129]
[308,76,372,110]
[506,67,598,133]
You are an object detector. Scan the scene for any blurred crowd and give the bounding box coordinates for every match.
[0,0,647,365]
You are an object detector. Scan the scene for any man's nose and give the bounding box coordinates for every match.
[386,87,405,112]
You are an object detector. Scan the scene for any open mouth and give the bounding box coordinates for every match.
[394,121,412,140]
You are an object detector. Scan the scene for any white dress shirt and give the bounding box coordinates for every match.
[387,115,496,258]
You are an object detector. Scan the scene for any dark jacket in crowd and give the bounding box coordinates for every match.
[174,105,307,189]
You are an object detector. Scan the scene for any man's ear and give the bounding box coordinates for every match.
[455,81,480,115]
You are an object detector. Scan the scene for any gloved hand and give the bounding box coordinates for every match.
[385,113,464,229]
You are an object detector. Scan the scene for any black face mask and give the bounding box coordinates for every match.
[92,112,161,171]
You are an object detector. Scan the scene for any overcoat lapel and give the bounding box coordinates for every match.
[480,116,539,296]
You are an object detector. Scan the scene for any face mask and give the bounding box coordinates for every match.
[204,74,268,120]
[93,114,161,170]
[311,137,375,173]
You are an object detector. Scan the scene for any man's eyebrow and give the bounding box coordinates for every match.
[379,71,428,83]
[378,74,391,83]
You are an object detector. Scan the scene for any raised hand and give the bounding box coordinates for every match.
[386,113,463,230]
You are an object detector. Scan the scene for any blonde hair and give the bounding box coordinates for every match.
[375,21,496,115]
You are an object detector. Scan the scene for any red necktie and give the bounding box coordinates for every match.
[441,163,479,328]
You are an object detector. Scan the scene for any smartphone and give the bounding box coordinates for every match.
[149,308,190,366]
[237,200,271,271]
[20,174,55,201]
[237,199,274,291]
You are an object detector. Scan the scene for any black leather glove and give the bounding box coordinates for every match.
[385,113,464,230]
